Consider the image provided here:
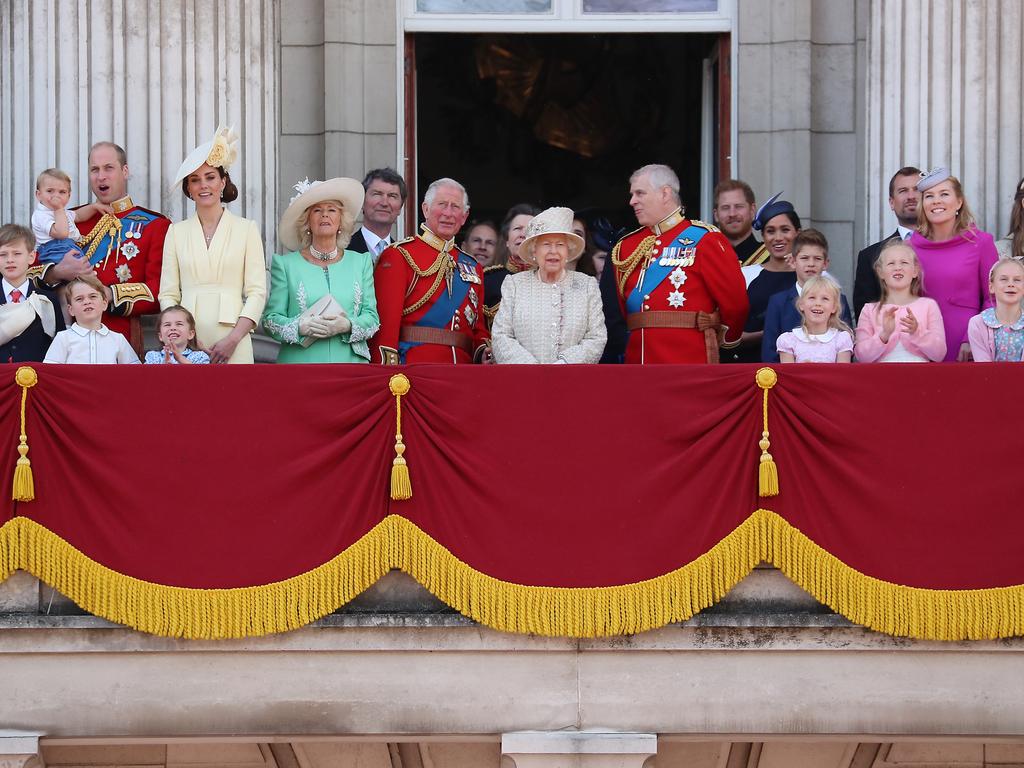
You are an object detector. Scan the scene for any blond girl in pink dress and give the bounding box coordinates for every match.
[855,240,946,363]
[776,275,854,363]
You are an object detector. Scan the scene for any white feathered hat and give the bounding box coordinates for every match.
[172,126,239,187]
[278,177,365,252]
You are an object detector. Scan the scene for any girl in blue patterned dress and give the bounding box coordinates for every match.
[967,259,1024,362]
[144,306,211,364]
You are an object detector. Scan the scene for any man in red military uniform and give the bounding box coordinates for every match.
[611,164,748,363]
[32,142,168,352]
[370,177,488,364]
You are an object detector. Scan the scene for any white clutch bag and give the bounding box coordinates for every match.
[298,294,343,348]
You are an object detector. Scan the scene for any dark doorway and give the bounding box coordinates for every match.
[413,32,721,237]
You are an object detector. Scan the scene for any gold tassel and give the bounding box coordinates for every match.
[755,367,779,497]
[12,366,38,502]
[389,373,412,500]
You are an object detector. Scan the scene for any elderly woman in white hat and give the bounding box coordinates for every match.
[159,127,267,363]
[491,206,606,364]
[262,177,379,363]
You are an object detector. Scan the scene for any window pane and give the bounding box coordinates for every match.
[417,0,553,12]
[583,0,718,11]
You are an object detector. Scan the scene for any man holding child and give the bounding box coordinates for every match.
[33,142,169,352]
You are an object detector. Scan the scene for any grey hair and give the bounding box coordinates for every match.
[297,199,357,251]
[423,177,470,210]
[630,164,681,204]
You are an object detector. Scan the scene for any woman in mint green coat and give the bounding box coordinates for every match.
[263,177,379,363]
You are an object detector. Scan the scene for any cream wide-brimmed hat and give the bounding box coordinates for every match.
[278,177,365,252]
[520,206,585,264]
[172,126,239,187]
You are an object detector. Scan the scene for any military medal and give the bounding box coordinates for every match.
[457,262,480,284]
[669,267,687,289]
[115,264,132,283]
[464,305,477,327]
[120,222,142,259]
[468,288,479,308]
[667,290,686,308]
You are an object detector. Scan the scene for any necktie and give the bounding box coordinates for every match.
[903,231,912,241]
[10,289,22,303]
[375,239,388,258]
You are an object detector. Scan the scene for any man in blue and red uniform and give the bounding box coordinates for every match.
[610,164,748,364]
[32,142,168,352]
[370,177,488,364]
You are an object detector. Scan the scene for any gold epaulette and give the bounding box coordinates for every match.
[483,264,505,274]
[395,236,416,246]
[689,220,721,233]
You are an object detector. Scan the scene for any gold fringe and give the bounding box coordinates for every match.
[755,367,779,497]
[389,374,412,500]
[12,366,38,502]
[1,510,1022,641]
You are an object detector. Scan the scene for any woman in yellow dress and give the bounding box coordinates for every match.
[159,127,267,363]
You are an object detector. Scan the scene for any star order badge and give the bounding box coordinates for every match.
[120,241,140,260]
[115,264,132,283]
[669,267,688,289]
[667,290,686,308]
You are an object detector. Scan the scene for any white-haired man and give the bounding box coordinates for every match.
[370,178,488,364]
[610,164,748,363]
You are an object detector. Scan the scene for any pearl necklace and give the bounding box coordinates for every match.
[310,243,339,262]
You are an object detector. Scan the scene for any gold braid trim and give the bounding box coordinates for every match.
[396,245,454,317]
[77,213,122,263]
[6,512,1024,643]
[5,510,1024,640]
[611,235,656,295]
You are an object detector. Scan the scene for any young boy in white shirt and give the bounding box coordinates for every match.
[31,169,110,263]
[43,273,139,364]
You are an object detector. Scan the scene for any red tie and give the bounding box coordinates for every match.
[10,290,22,303]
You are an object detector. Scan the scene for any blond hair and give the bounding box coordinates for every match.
[36,168,71,189]
[917,174,977,239]
[297,199,357,252]
[874,239,924,319]
[797,275,853,338]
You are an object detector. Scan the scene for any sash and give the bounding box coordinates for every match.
[626,225,708,315]
[80,209,159,267]
[398,252,473,360]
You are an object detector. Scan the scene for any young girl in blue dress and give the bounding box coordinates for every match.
[144,306,210,364]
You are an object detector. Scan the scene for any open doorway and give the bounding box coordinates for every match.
[411,32,725,237]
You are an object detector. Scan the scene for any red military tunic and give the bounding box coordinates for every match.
[370,228,489,364]
[33,194,168,349]
[612,208,748,364]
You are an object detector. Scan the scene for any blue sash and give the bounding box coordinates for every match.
[398,252,473,361]
[82,209,160,266]
[625,225,708,315]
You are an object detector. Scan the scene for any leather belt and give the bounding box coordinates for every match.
[400,326,474,355]
[626,310,722,364]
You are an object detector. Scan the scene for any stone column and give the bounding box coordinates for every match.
[501,731,656,768]
[0,734,41,768]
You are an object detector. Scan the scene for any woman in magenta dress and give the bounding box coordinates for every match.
[909,167,999,361]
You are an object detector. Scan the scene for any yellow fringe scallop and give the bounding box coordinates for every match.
[1,511,1022,641]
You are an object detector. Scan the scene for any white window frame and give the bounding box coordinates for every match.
[394,0,737,235]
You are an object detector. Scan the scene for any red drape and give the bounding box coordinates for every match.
[2,363,1021,593]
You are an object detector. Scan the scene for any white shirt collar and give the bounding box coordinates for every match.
[70,322,110,337]
[896,225,915,241]
[361,226,390,253]
[2,278,30,300]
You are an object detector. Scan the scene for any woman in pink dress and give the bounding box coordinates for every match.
[909,167,999,361]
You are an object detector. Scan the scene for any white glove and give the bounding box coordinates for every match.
[320,312,352,336]
[299,315,331,338]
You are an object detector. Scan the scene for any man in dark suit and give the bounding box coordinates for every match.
[853,166,921,318]
[348,168,406,263]
[0,224,65,362]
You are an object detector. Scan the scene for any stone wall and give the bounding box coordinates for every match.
[736,0,867,289]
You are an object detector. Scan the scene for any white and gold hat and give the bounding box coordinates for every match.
[520,206,585,263]
[278,177,365,252]
[172,126,239,187]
